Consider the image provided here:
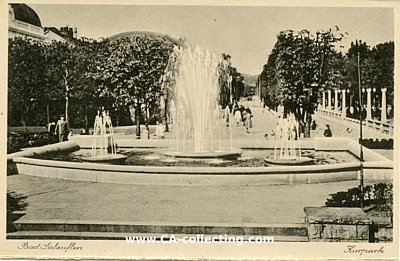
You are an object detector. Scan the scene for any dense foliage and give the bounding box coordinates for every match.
[92,35,175,137]
[8,38,48,127]
[7,191,27,232]
[8,37,107,130]
[8,35,245,138]
[325,183,393,210]
[218,53,245,108]
[260,27,394,136]
[7,132,58,154]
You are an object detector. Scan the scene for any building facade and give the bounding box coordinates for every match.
[8,3,46,41]
[9,3,78,43]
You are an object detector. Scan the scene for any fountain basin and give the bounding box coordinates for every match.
[8,137,393,186]
[159,148,242,159]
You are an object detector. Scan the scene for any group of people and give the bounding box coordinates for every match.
[224,102,254,133]
[49,107,114,143]
[321,104,394,122]
[94,108,113,135]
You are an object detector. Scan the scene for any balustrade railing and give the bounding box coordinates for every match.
[9,19,43,33]
[318,108,393,136]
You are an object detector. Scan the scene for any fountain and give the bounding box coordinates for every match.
[6,29,391,185]
[81,108,127,164]
[160,45,242,159]
[264,113,313,165]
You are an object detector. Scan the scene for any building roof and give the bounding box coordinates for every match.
[44,27,64,38]
[10,3,42,27]
[107,31,183,46]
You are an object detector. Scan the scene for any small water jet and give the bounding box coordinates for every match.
[264,113,313,165]
[82,108,127,164]
[160,45,242,159]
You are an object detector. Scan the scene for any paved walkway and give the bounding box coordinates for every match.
[123,100,279,141]
[116,99,391,143]
[9,175,365,225]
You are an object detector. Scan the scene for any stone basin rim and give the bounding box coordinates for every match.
[158,148,243,159]
[12,156,363,174]
[264,156,314,166]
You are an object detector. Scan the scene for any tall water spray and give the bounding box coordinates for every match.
[83,109,126,164]
[273,113,302,160]
[264,112,313,165]
[168,45,225,153]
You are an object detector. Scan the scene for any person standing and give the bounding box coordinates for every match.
[387,104,393,119]
[239,105,245,124]
[234,109,242,126]
[311,120,317,130]
[54,115,69,142]
[224,105,230,126]
[323,124,332,137]
[244,110,253,133]
[155,121,165,139]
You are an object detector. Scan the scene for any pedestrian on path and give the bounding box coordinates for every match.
[323,124,332,137]
[311,120,317,130]
[224,105,230,126]
[155,121,165,139]
[234,109,242,126]
[239,105,245,124]
[244,109,253,133]
[54,115,69,142]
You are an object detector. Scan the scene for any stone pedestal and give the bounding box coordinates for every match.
[327,91,332,111]
[370,216,393,242]
[341,90,347,119]
[304,207,372,242]
[366,88,372,120]
[381,88,387,122]
[334,90,339,111]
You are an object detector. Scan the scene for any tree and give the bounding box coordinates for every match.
[260,27,344,137]
[8,38,47,126]
[218,53,245,107]
[43,39,102,130]
[94,34,175,138]
[160,45,182,132]
[218,53,232,107]
[68,39,106,132]
[368,42,394,106]
[343,40,394,109]
[343,40,371,106]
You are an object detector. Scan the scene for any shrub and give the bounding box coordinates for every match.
[7,191,27,232]
[7,132,58,154]
[325,182,393,208]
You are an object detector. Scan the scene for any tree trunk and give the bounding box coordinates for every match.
[135,103,141,139]
[304,112,311,138]
[84,105,89,135]
[46,104,50,126]
[21,106,29,127]
[64,69,69,124]
[21,116,26,127]
[65,96,69,124]
[164,94,169,132]
[145,103,150,139]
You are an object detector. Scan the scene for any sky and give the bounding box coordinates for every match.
[31,4,394,75]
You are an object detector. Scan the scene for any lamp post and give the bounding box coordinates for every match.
[381,88,387,122]
[341,89,346,119]
[334,89,339,112]
[357,41,364,208]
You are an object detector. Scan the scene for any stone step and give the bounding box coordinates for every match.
[7,230,309,242]
[13,219,308,237]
